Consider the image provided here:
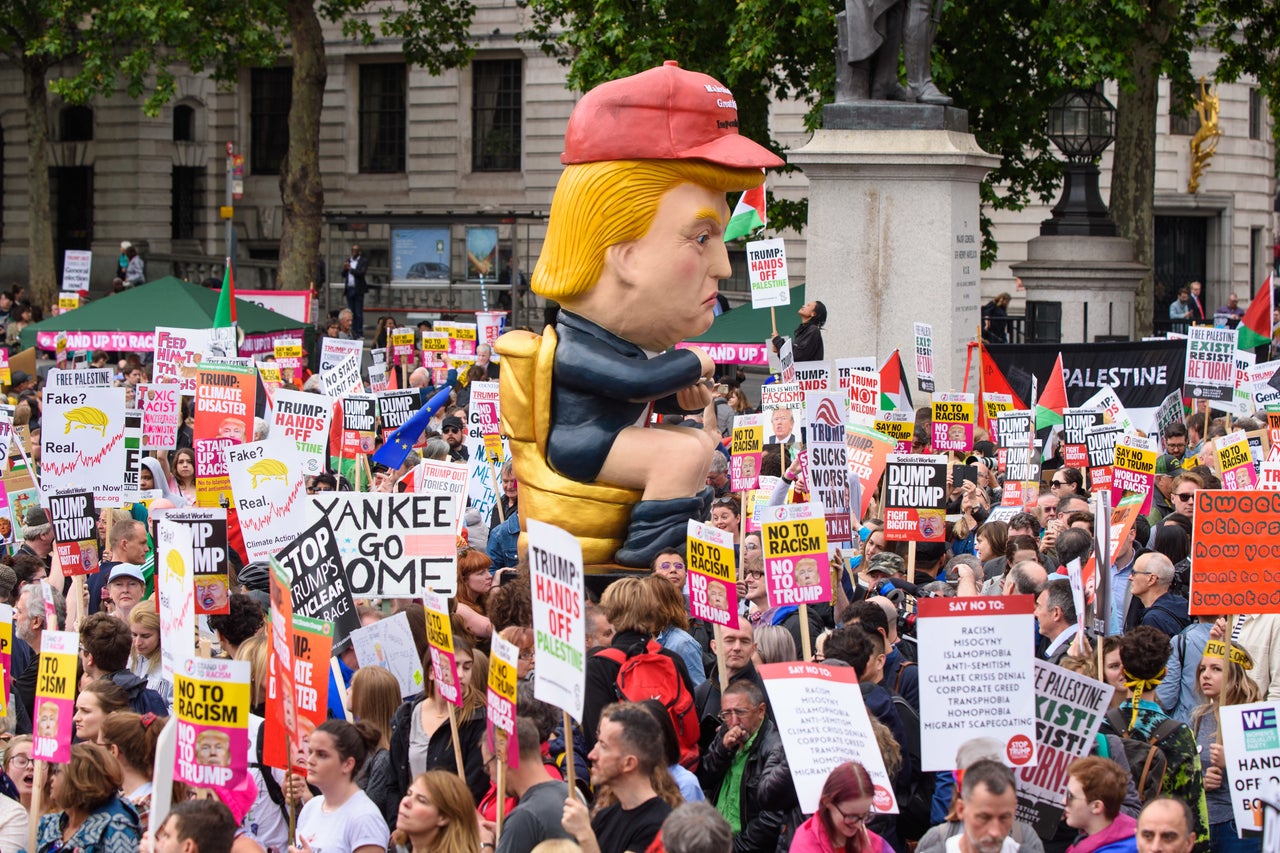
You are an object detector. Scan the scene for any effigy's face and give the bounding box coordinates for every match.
[608,182,731,351]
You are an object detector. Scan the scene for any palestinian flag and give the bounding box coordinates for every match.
[1238,272,1274,351]
[879,350,914,413]
[978,341,1026,433]
[1035,352,1068,430]
[213,257,237,328]
[724,184,766,243]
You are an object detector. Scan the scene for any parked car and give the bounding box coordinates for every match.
[406,261,450,280]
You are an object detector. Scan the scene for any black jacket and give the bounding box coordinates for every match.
[698,717,796,853]
[107,670,167,716]
[773,320,824,363]
[345,254,370,294]
[388,694,489,806]
[693,661,767,753]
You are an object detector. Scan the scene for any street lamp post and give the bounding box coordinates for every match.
[1042,89,1118,237]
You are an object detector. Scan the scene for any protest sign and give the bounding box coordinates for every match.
[319,337,363,375]
[448,323,478,356]
[1218,430,1258,490]
[1084,423,1122,492]
[157,519,196,680]
[468,381,503,461]
[41,385,127,506]
[0,351,8,386]
[759,661,898,815]
[275,516,360,644]
[761,504,830,607]
[795,361,832,394]
[270,389,336,476]
[265,556,301,772]
[1220,701,1280,834]
[845,368,880,424]
[1017,662,1113,838]
[931,392,975,453]
[48,492,98,576]
[0,605,10,716]
[731,414,765,492]
[61,249,91,292]
[983,393,1015,437]
[390,327,416,361]
[164,509,230,616]
[746,238,790,308]
[1190,491,1280,614]
[46,368,112,389]
[1151,389,1184,438]
[193,362,256,507]
[835,356,876,391]
[687,520,738,629]
[272,614,331,771]
[1110,433,1158,514]
[1250,361,1280,410]
[256,361,283,407]
[1062,407,1102,471]
[883,454,947,542]
[122,408,142,501]
[1003,446,1041,503]
[273,337,304,378]
[845,422,894,521]
[874,411,914,452]
[377,389,421,441]
[415,460,469,533]
[424,591,463,706]
[32,631,79,763]
[309,492,459,597]
[139,384,181,450]
[527,519,586,721]
[1082,385,1135,433]
[1223,350,1259,417]
[806,393,851,543]
[486,634,519,758]
[155,327,237,392]
[995,409,1032,450]
[339,394,377,457]
[914,323,935,393]
[225,436,308,562]
[1185,326,1237,403]
[917,595,1037,771]
[174,658,250,789]
[320,350,363,397]
[760,382,803,414]
[352,611,424,698]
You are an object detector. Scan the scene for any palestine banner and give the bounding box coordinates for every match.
[985,341,1186,424]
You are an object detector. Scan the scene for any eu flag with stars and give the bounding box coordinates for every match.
[372,385,453,470]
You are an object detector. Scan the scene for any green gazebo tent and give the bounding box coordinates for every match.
[686,283,806,344]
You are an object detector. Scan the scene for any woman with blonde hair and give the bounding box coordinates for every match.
[350,664,403,827]
[753,625,797,665]
[393,770,486,853]
[454,546,493,645]
[129,604,174,705]
[1193,639,1262,852]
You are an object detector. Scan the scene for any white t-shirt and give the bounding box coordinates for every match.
[945,833,1019,853]
[295,789,390,853]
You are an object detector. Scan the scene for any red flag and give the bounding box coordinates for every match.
[978,342,1027,433]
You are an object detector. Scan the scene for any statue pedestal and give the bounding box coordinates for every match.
[1010,235,1147,343]
[790,106,1000,391]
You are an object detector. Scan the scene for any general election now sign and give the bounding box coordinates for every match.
[985,341,1186,412]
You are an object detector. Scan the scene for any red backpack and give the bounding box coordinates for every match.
[595,641,701,770]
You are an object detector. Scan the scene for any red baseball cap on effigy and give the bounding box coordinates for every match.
[561,60,785,169]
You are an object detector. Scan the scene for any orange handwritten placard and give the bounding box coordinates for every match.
[1191,490,1280,615]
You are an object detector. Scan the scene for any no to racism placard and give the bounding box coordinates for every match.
[1218,430,1258,490]
[309,492,459,597]
[1190,491,1280,614]
[528,519,586,721]
[761,503,830,607]
[174,658,250,790]
[425,591,463,706]
[225,436,308,562]
[487,634,519,755]
[931,392,975,453]
[1018,661,1113,838]
[731,414,765,492]
[687,520,738,629]
[917,595,1037,772]
[759,662,899,815]
[883,454,947,542]
[33,630,79,764]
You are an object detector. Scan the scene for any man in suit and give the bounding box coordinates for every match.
[343,243,370,340]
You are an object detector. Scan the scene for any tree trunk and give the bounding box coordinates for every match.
[276,0,326,291]
[23,59,55,309]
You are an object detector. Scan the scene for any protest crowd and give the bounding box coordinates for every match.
[0,59,1276,853]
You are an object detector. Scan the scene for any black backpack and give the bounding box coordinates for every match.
[891,692,934,839]
[1102,708,1184,805]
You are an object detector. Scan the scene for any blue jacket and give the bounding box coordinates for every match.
[488,511,521,570]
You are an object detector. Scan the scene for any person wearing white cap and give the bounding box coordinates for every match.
[107,563,146,622]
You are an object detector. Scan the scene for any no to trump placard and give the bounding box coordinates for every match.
[931,392,975,453]
[33,630,79,764]
[917,595,1037,772]
[687,520,738,629]
[528,519,585,722]
[174,658,250,790]
[731,414,765,492]
[1110,434,1158,514]
[761,504,830,607]
[425,591,462,706]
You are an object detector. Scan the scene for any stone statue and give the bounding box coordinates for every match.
[835,0,951,105]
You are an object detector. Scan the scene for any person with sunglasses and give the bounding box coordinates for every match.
[1050,467,1088,499]
[790,761,890,853]
[1124,553,1191,638]
[439,415,469,462]
[1167,472,1204,519]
